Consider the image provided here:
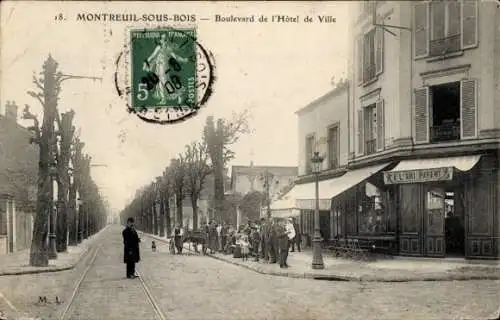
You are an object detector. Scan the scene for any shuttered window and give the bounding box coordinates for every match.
[414,1,478,59]
[460,79,477,139]
[357,109,364,155]
[376,100,385,151]
[357,27,384,85]
[414,87,429,143]
[327,125,339,169]
[305,135,315,174]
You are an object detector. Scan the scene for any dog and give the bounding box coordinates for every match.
[151,240,157,252]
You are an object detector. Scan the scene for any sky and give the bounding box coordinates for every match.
[0,1,350,214]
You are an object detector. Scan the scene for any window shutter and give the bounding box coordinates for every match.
[461,1,478,49]
[375,27,384,76]
[414,2,429,58]
[414,87,429,143]
[376,100,385,151]
[357,109,364,155]
[357,36,363,85]
[460,79,477,139]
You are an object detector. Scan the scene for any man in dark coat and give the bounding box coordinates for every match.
[123,217,141,279]
[268,219,278,264]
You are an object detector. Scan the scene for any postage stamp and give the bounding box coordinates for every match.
[115,26,215,124]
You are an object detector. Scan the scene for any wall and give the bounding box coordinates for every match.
[15,211,33,252]
[297,86,349,176]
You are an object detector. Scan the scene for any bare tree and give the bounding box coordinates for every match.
[170,156,186,227]
[184,141,211,230]
[159,168,173,237]
[203,110,251,223]
[23,55,62,266]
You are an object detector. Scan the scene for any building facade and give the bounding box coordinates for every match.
[346,0,499,259]
[0,101,37,254]
[285,1,499,259]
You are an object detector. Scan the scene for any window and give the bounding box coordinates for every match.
[327,125,339,169]
[364,104,377,155]
[414,1,478,59]
[358,27,383,85]
[429,82,461,143]
[357,100,385,156]
[414,80,477,144]
[0,201,6,235]
[305,135,315,174]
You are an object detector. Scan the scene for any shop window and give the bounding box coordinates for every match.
[400,184,420,233]
[359,182,387,234]
[345,197,357,234]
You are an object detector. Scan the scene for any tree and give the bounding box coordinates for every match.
[23,55,63,266]
[159,169,173,237]
[203,110,251,223]
[170,156,186,227]
[68,137,84,246]
[55,110,75,252]
[239,190,264,222]
[184,141,211,230]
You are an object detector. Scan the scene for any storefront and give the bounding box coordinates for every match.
[383,153,499,259]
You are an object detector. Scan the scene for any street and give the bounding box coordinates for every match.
[0,225,498,320]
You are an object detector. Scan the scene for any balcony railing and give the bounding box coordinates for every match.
[430,123,460,143]
[430,34,461,57]
[365,138,376,155]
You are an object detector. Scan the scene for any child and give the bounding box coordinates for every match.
[240,235,250,261]
[151,240,157,252]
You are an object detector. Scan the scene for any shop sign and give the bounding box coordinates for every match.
[384,167,453,184]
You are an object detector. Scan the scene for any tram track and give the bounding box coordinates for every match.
[58,244,167,320]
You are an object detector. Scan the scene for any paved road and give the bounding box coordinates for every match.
[0,225,498,320]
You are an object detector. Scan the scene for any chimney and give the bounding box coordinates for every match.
[4,101,18,123]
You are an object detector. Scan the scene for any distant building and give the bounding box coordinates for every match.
[230,163,298,200]
[0,101,37,254]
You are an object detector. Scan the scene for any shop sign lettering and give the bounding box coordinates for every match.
[383,167,453,184]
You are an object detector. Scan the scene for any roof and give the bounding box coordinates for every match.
[294,81,349,115]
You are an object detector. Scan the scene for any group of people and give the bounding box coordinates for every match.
[219,217,301,269]
[121,215,303,279]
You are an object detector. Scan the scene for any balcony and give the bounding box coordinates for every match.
[430,35,461,57]
[365,138,376,155]
[430,123,460,143]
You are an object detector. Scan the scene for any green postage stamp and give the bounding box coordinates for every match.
[130,28,197,111]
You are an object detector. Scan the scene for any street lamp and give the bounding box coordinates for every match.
[311,151,325,270]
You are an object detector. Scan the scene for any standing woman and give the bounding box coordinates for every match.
[123,218,141,279]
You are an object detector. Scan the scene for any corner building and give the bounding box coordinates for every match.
[348,0,500,259]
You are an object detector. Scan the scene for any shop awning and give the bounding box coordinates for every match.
[289,162,391,210]
[384,155,482,185]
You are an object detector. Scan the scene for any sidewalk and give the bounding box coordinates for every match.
[143,232,500,282]
[0,225,110,276]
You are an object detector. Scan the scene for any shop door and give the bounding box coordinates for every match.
[424,188,446,257]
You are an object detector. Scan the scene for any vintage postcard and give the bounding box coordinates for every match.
[0,1,499,319]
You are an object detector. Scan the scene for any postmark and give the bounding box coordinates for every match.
[114,26,215,124]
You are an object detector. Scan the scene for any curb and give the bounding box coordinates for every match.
[0,225,111,277]
[139,232,500,282]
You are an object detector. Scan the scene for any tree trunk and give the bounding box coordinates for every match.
[176,195,183,227]
[153,200,158,235]
[159,193,165,237]
[29,170,51,267]
[165,196,172,237]
[56,175,68,252]
[191,195,199,231]
[67,181,77,246]
[213,150,225,222]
